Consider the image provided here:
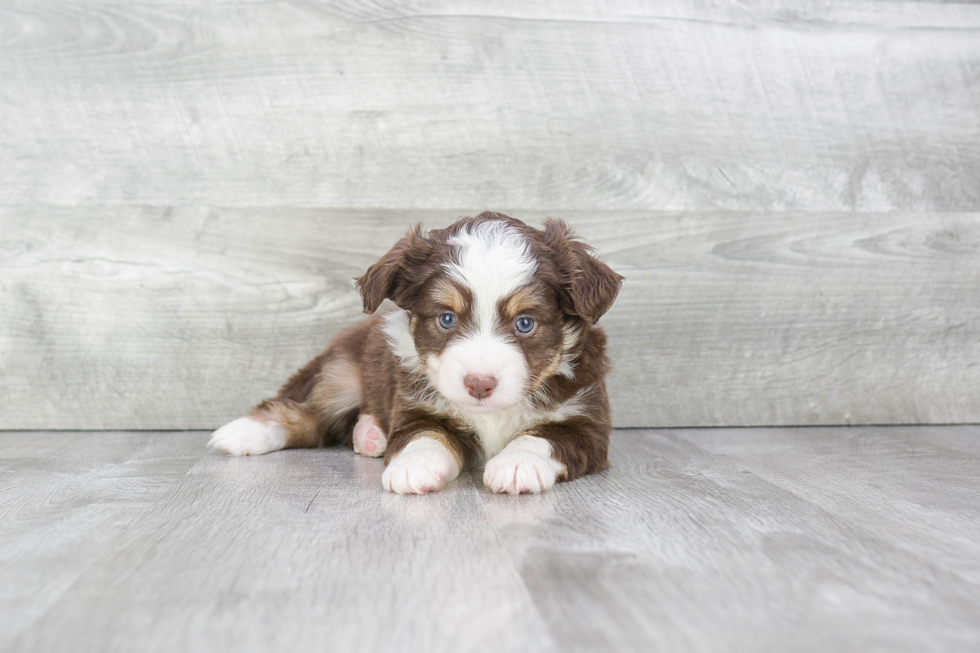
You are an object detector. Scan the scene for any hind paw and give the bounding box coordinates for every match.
[209,417,286,456]
[352,414,387,457]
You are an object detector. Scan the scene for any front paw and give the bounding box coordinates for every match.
[382,437,460,495]
[483,435,565,495]
[208,417,286,456]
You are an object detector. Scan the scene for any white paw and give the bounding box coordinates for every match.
[208,417,286,456]
[483,435,564,495]
[352,413,387,458]
[382,437,460,495]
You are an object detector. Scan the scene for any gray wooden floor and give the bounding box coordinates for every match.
[2,427,979,653]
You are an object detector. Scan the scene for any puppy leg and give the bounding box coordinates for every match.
[209,399,318,456]
[483,420,609,494]
[210,351,362,456]
[483,434,566,495]
[382,431,464,495]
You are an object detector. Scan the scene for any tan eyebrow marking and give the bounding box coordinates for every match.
[432,278,470,314]
[501,285,543,318]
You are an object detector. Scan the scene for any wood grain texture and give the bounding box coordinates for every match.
[4,432,556,653]
[0,0,978,210]
[4,207,980,429]
[4,427,980,652]
[675,427,980,584]
[0,432,202,644]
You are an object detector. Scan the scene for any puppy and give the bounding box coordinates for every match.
[209,212,623,495]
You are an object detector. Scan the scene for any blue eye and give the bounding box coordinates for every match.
[438,312,457,329]
[515,316,535,334]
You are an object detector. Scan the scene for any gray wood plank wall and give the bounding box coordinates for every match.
[2,1,979,429]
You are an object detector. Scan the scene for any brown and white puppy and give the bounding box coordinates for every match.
[209,212,623,495]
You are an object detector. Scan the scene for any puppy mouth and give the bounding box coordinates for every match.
[451,393,520,413]
[457,399,504,413]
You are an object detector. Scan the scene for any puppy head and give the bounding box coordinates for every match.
[357,213,623,412]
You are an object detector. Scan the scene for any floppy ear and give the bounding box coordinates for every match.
[543,218,624,323]
[355,223,435,313]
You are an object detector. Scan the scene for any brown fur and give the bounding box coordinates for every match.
[248,212,623,485]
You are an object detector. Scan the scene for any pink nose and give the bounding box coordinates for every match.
[464,374,497,400]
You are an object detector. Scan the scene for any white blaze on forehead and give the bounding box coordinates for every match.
[425,220,535,412]
[445,221,537,329]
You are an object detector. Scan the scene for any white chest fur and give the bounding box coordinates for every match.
[461,407,537,459]
[457,390,588,460]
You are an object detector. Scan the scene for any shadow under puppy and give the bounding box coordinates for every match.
[210,212,623,495]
